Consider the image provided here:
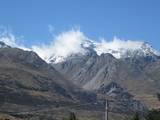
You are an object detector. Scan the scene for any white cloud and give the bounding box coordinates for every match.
[99,37,143,50]
[32,29,88,62]
[0,27,30,51]
[32,30,153,62]
[95,37,145,56]
[0,27,158,63]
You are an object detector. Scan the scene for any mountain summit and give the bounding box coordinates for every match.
[0,40,157,119]
[51,38,160,109]
[46,38,160,64]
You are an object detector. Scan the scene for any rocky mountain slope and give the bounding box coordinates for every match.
[51,39,160,109]
[0,42,101,119]
[0,41,153,119]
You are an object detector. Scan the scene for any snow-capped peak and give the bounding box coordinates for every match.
[47,38,95,63]
[33,30,94,63]
[94,38,160,59]
[30,30,160,63]
[46,38,160,63]
[0,29,159,63]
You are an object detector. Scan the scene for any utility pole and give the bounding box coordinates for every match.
[105,99,109,120]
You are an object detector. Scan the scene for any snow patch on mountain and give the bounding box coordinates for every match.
[0,28,159,63]
[33,29,159,63]
[94,37,160,58]
[32,30,90,63]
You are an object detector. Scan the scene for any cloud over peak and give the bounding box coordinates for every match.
[0,27,29,50]
[95,37,146,56]
[29,30,160,62]
[32,29,88,62]
[0,28,159,63]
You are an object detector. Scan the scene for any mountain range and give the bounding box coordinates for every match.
[0,39,159,120]
[50,39,160,109]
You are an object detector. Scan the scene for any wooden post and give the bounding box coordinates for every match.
[105,99,109,120]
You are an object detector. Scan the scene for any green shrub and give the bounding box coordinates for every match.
[63,112,78,120]
[145,109,160,120]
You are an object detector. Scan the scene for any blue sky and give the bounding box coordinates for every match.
[0,0,160,49]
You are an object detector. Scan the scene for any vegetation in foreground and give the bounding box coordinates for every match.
[0,109,160,120]
[62,110,160,120]
[63,112,78,120]
[125,109,160,120]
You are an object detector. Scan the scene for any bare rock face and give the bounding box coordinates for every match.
[52,44,160,110]
[0,45,98,114]
[1,40,160,119]
[98,82,147,114]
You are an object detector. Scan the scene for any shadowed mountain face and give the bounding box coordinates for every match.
[97,82,147,114]
[53,47,160,109]
[0,42,152,119]
[0,48,73,108]
[0,45,98,113]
